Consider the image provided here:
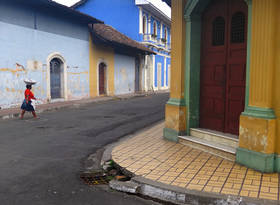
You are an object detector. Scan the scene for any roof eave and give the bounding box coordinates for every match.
[135,1,171,25]
[89,27,155,55]
[71,0,88,9]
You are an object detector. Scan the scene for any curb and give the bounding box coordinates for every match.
[130,176,277,205]
[112,162,278,205]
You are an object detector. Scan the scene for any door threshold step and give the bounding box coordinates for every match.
[190,128,238,149]
[178,135,236,161]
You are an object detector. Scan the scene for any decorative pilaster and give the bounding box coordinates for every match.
[242,0,276,119]
[237,0,278,172]
[164,0,187,142]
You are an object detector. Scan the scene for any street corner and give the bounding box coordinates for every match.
[110,122,280,205]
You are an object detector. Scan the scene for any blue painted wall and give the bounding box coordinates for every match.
[77,0,141,41]
[114,54,135,95]
[0,1,90,108]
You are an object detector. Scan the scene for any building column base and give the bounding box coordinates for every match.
[274,155,280,173]
[236,147,275,173]
[164,98,187,142]
[237,113,277,172]
[163,128,180,142]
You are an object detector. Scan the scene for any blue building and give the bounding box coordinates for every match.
[73,0,171,91]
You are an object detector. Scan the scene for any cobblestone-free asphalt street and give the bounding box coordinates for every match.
[0,93,169,205]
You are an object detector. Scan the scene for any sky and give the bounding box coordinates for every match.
[53,0,171,18]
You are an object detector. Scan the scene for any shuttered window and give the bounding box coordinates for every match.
[212,16,225,46]
[231,12,245,43]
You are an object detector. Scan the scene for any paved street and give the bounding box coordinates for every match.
[0,93,169,205]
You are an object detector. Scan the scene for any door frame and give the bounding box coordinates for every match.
[184,0,250,135]
[46,52,68,101]
[97,60,108,96]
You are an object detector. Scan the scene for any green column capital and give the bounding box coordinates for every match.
[166,98,186,107]
[242,106,276,119]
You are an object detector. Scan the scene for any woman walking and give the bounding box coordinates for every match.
[20,84,37,119]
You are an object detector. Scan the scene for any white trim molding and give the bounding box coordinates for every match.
[46,52,68,101]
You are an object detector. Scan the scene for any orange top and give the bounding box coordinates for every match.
[25,89,35,102]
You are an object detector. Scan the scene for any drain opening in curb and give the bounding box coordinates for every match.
[80,160,131,186]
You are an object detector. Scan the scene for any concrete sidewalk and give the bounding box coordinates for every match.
[111,122,280,205]
[0,91,166,120]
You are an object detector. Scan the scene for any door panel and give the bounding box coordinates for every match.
[99,64,105,95]
[225,0,247,135]
[50,59,61,99]
[200,0,247,135]
[200,0,227,132]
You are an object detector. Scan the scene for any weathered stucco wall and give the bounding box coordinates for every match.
[114,54,135,95]
[0,2,90,108]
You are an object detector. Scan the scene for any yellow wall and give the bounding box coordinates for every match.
[272,0,280,153]
[169,0,187,100]
[240,0,280,154]
[89,35,115,98]
[239,115,276,154]
[164,0,187,134]
[165,104,186,132]
[249,0,277,109]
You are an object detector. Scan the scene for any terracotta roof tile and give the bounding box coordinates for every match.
[91,24,155,54]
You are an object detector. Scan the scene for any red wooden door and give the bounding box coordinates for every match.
[99,63,106,95]
[200,0,247,135]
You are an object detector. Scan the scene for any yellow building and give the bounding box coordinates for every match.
[88,24,154,98]
[163,0,280,173]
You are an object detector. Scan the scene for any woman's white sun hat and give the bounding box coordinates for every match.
[24,78,37,85]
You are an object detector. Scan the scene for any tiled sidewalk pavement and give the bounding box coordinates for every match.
[112,122,280,202]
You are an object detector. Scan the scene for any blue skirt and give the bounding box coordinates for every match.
[21,100,35,112]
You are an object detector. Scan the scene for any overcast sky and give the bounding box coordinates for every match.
[53,0,171,18]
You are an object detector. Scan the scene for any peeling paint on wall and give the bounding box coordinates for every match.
[165,104,187,132]
[0,18,90,109]
[239,115,276,154]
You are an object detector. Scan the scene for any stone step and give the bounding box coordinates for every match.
[190,128,239,149]
[178,135,236,161]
